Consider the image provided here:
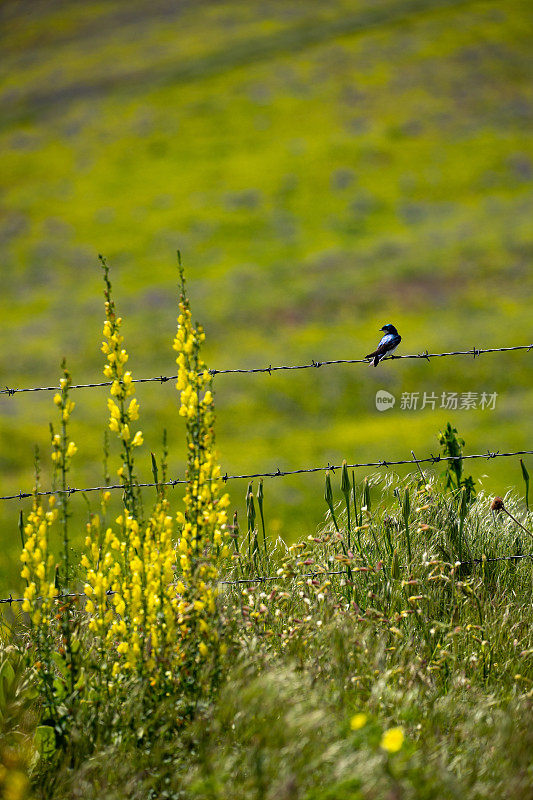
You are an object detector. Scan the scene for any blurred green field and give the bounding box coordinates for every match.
[1,0,532,591]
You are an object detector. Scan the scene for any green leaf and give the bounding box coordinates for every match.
[52,651,69,677]
[402,488,410,520]
[74,667,86,692]
[0,659,15,712]
[34,725,56,758]
[391,549,400,580]
[53,677,67,701]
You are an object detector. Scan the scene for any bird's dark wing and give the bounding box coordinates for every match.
[365,334,401,360]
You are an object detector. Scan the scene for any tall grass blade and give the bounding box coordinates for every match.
[520,459,530,510]
[402,488,411,563]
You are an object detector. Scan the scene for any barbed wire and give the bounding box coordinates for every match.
[1,343,532,397]
[2,555,532,607]
[1,448,532,502]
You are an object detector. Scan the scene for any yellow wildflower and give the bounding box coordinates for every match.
[131,430,143,447]
[198,642,208,658]
[350,713,368,730]
[380,727,404,753]
[66,441,77,458]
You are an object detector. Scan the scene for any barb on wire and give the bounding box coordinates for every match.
[2,448,533,502]
[2,343,532,396]
[2,555,532,607]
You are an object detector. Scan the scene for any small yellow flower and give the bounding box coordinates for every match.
[350,713,368,730]
[380,726,404,753]
[131,430,143,447]
[198,641,208,657]
[127,398,139,420]
[108,399,120,419]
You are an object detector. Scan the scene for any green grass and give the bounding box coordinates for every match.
[3,472,532,798]
[1,0,533,590]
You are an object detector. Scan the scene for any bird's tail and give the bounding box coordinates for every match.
[365,352,381,367]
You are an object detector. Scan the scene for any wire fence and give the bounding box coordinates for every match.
[2,554,532,607]
[1,343,532,397]
[3,346,533,601]
[2,448,532,502]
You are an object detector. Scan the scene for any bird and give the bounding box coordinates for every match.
[365,324,401,367]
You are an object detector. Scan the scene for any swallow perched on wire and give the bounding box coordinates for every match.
[365,324,401,367]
